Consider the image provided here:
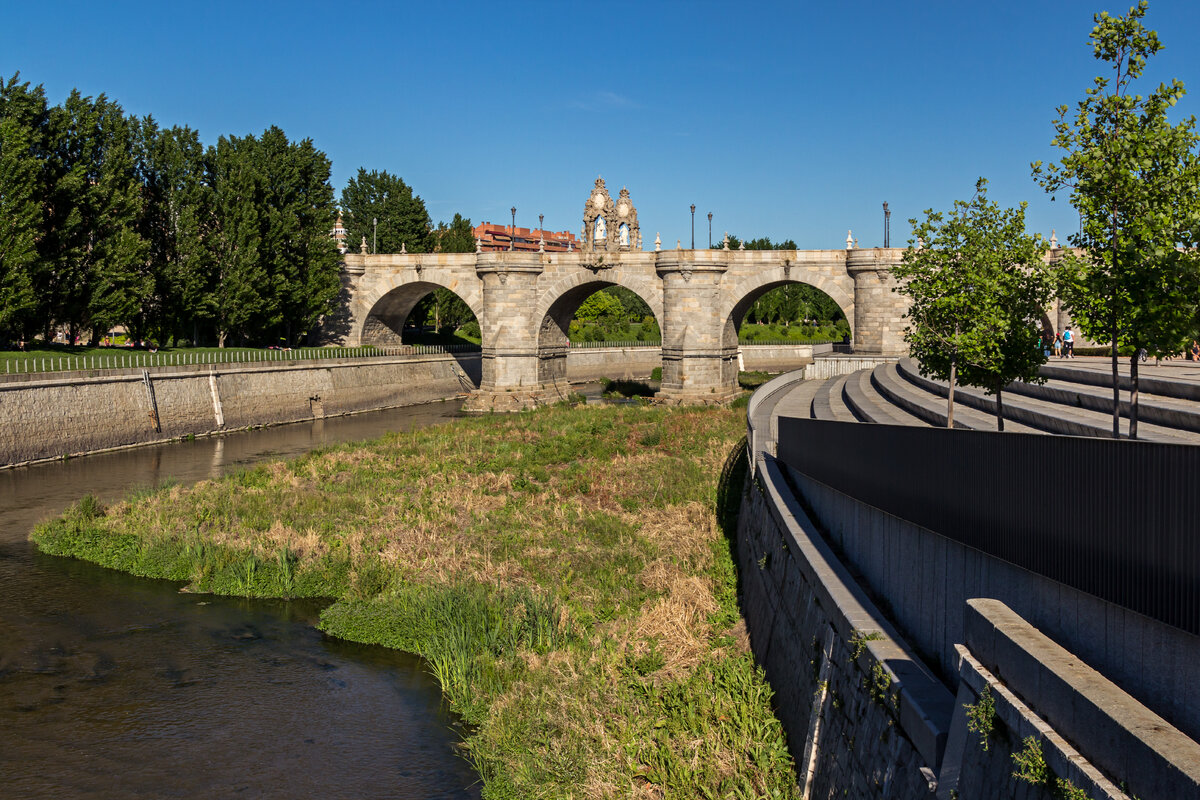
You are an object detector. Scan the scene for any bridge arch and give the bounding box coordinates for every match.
[354,277,483,346]
[719,272,855,349]
[532,273,663,386]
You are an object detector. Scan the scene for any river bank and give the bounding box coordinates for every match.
[32,402,799,798]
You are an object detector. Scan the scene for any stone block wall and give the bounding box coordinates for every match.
[0,355,478,467]
[737,455,951,797]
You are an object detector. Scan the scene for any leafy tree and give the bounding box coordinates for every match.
[410,288,473,334]
[0,74,45,339]
[894,179,1055,430]
[1032,1,1200,439]
[433,213,476,253]
[576,290,626,327]
[341,168,431,254]
[606,286,652,322]
[207,134,270,347]
[41,91,149,342]
[254,127,340,346]
[135,119,214,344]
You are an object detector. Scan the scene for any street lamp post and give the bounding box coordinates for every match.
[690,204,695,249]
[510,206,516,251]
[882,201,891,248]
[373,217,377,254]
[539,214,544,235]
[707,212,712,248]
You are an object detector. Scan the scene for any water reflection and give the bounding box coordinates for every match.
[0,401,479,799]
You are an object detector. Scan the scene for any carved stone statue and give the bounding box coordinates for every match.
[360,236,369,255]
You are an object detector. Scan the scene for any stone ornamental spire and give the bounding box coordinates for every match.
[846,230,854,249]
[360,236,369,255]
[739,239,745,250]
[539,232,545,252]
[722,232,730,251]
[654,233,661,251]
[476,236,483,253]
[1050,229,1058,249]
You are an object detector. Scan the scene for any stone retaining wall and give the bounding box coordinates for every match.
[0,354,479,467]
[739,394,1200,797]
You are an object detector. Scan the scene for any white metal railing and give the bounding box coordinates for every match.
[1,343,481,376]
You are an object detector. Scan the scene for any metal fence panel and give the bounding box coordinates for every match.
[776,417,1200,635]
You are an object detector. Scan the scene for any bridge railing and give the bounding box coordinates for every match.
[1,343,482,376]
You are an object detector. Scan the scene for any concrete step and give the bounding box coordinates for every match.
[872,363,1040,432]
[811,374,857,422]
[898,359,1200,443]
[769,379,827,445]
[843,367,927,426]
[1040,361,1200,402]
[1009,375,1200,435]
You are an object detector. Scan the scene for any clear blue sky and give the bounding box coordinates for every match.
[5,1,1200,249]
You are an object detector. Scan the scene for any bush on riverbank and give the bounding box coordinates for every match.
[32,404,799,798]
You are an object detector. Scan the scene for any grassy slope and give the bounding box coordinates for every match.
[32,403,798,799]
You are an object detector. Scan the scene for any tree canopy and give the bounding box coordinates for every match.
[340,168,432,254]
[894,179,1056,430]
[0,72,342,347]
[1032,0,1200,438]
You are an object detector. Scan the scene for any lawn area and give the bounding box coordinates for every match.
[32,403,798,799]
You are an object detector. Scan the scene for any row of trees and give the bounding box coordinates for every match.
[0,73,342,347]
[897,2,1200,439]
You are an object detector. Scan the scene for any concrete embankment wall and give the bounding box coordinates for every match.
[0,344,820,467]
[0,354,480,466]
[565,343,821,382]
[738,405,1200,798]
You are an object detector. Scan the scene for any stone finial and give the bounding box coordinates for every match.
[676,239,682,250]
[567,240,572,252]
[360,236,369,255]
[654,232,661,252]
[739,239,745,250]
[538,233,545,252]
[916,236,924,250]
[475,236,483,253]
[1049,229,1058,249]
[854,238,858,248]
[846,230,854,250]
[722,232,730,251]
[400,242,407,254]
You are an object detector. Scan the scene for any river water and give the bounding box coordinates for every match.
[0,402,481,799]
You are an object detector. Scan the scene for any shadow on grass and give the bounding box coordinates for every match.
[715,436,749,601]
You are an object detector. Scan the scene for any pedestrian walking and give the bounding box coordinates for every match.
[1063,327,1074,358]
[1053,331,1063,359]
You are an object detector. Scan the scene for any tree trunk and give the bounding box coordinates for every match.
[1129,351,1140,440]
[1110,316,1120,439]
[996,385,1005,432]
[947,357,957,428]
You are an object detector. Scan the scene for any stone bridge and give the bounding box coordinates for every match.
[329,245,908,410]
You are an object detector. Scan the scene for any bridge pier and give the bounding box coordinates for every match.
[462,252,571,412]
[846,247,907,355]
[654,254,741,405]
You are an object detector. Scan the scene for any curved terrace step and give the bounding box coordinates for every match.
[842,367,926,426]
[1009,375,1200,434]
[811,374,858,422]
[898,359,1200,443]
[872,363,1040,433]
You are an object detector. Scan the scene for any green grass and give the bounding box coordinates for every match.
[737,321,846,344]
[32,403,798,799]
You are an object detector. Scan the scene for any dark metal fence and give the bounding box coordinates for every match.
[776,417,1200,636]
